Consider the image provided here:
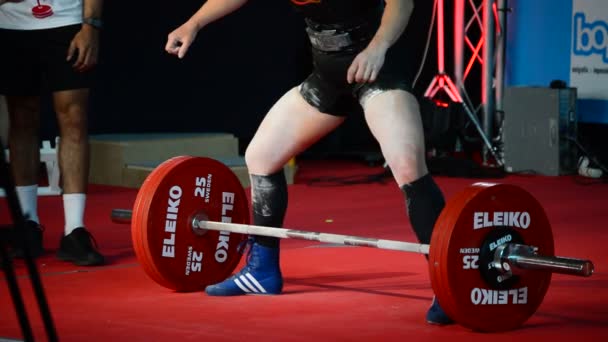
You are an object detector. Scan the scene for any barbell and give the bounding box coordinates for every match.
[112,156,594,332]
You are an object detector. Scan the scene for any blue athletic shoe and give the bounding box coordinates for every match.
[426,296,454,325]
[205,240,283,296]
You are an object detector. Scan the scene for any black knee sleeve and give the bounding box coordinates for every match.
[251,170,288,248]
[401,174,445,245]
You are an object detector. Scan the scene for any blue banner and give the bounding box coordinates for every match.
[505,0,608,123]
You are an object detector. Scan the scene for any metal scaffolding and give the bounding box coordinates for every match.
[457,0,509,164]
[426,0,508,166]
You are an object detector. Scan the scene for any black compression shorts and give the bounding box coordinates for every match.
[0,25,95,96]
[299,20,412,117]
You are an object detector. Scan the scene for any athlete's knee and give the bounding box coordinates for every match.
[245,143,277,175]
[385,144,427,185]
[244,142,260,169]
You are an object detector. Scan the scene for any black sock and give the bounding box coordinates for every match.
[251,170,288,248]
[400,174,445,245]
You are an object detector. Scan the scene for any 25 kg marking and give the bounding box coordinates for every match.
[463,255,479,269]
[195,174,212,203]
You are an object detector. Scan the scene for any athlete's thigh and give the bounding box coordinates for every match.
[362,89,427,184]
[246,87,345,175]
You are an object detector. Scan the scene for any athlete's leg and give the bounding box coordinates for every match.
[245,87,346,175]
[206,86,345,296]
[362,89,453,325]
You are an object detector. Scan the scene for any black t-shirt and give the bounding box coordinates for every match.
[289,0,384,26]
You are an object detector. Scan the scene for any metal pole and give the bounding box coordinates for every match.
[437,0,446,73]
[482,0,496,164]
[0,139,58,342]
[495,0,507,112]
[454,0,466,90]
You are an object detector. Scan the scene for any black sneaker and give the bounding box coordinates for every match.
[11,220,45,259]
[56,227,105,266]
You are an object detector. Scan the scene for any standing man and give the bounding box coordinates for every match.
[0,0,105,266]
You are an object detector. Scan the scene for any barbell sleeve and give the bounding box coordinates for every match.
[495,244,594,277]
[111,209,132,224]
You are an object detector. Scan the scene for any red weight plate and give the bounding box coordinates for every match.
[429,183,554,332]
[131,157,189,289]
[132,156,212,290]
[428,185,477,324]
[132,156,249,292]
[133,156,249,292]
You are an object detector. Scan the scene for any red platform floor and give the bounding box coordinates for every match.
[1,159,607,341]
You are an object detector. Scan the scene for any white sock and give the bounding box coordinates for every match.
[16,185,39,223]
[63,193,86,235]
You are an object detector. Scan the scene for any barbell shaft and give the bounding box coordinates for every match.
[111,209,430,254]
[193,215,430,254]
[112,209,594,277]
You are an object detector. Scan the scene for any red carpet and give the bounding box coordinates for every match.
[1,159,607,341]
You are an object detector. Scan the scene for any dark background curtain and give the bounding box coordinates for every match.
[39,0,442,160]
[37,0,606,165]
